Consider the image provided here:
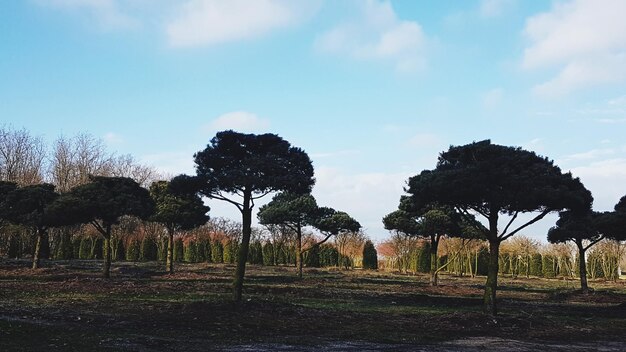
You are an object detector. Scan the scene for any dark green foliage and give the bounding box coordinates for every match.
[304,244,320,268]
[72,236,81,259]
[113,238,125,261]
[125,239,140,262]
[319,244,339,267]
[184,240,198,263]
[173,238,184,263]
[248,241,264,265]
[197,239,209,262]
[418,242,431,273]
[542,255,556,278]
[157,237,167,262]
[223,241,238,264]
[140,237,158,261]
[211,241,224,263]
[91,237,103,259]
[8,235,21,259]
[55,233,74,260]
[79,238,91,259]
[262,242,275,266]
[476,247,490,276]
[362,240,378,270]
[149,180,209,234]
[530,253,543,277]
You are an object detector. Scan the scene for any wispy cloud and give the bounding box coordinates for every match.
[315,0,428,72]
[36,0,141,30]
[479,0,516,18]
[166,0,319,48]
[103,132,123,145]
[522,0,626,97]
[205,111,270,133]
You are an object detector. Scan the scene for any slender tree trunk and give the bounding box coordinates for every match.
[430,236,439,286]
[103,224,112,278]
[484,239,500,315]
[296,225,303,278]
[166,227,174,273]
[32,228,43,269]
[233,191,252,303]
[576,240,589,294]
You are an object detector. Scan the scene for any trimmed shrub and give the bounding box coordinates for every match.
[542,255,556,278]
[248,241,264,265]
[184,240,198,263]
[530,253,543,277]
[362,240,378,270]
[211,241,224,263]
[55,233,74,260]
[476,247,489,276]
[140,237,158,261]
[304,244,321,268]
[173,238,184,263]
[418,243,431,273]
[319,244,338,267]
[262,242,275,266]
[92,237,103,259]
[197,238,209,262]
[78,237,91,259]
[125,239,140,262]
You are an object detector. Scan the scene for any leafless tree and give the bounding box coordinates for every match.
[0,126,46,185]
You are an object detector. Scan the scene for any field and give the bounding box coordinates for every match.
[1,260,625,351]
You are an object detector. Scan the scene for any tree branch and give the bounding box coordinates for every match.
[500,209,551,241]
[301,232,334,254]
[500,211,519,238]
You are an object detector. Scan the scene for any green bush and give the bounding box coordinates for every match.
[157,237,167,262]
[476,247,489,276]
[530,253,543,277]
[542,255,556,278]
[304,244,320,268]
[248,241,264,265]
[184,240,198,263]
[140,237,158,261]
[197,239,209,262]
[223,241,239,264]
[319,244,338,267]
[362,240,378,270]
[91,237,103,259]
[262,242,275,266]
[55,233,74,260]
[418,243,431,273]
[173,238,184,263]
[8,235,22,259]
[78,237,91,259]
[211,241,224,263]
[125,239,140,262]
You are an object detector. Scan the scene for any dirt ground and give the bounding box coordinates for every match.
[1,259,625,351]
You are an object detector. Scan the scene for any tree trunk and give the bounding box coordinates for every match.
[296,225,303,278]
[233,191,252,303]
[484,239,500,315]
[576,240,589,294]
[166,227,174,274]
[102,224,112,278]
[32,228,43,269]
[429,236,439,286]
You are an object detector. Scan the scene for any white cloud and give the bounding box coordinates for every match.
[569,158,626,211]
[103,132,123,145]
[561,148,616,162]
[140,151,195,176]
[313,167,411,240]
[522,0,626,97]
[37,0,140,30]
[480,0,516,18]
[166,0,318,48]
[481,88,504,110]
[315,0,428,72]
[406,133,442,148]
[205,111,270,133]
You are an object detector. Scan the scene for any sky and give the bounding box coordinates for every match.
[2,0,626,243]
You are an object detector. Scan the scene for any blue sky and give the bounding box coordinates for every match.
[2,0,626,242]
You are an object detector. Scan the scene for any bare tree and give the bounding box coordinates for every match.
[0,126,46,185]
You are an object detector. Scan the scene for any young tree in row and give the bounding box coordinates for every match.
[48,176,154,278]
[4,184,59,269]
[150,180,209,273]
[383,202,483,286]
[404,140,591,315]
[257,192,318,278]
[362,240,378,270]
[172,130,315,302]
[548,210,609,294]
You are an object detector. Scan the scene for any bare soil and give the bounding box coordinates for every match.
[1,259,625,351]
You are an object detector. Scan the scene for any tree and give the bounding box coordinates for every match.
[548,210,608,293]
[310,209,361,262]
[404,140,591,315]
[149,180,209,273]
[383,203,483,286]
[3,183,59,269]
[258,192,319,277]
[46,176,155,278]
[172,130,314,302]
[362,240,378,270]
